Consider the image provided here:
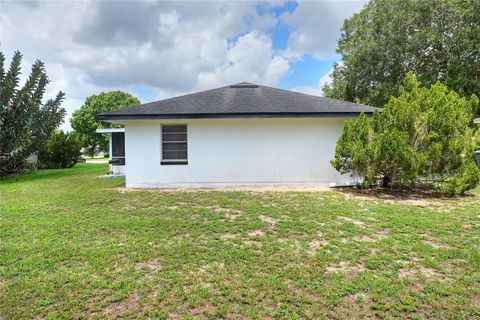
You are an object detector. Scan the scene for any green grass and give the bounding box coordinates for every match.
[1,164,479,319]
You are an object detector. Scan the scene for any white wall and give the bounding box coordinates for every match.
[123,118,356,188]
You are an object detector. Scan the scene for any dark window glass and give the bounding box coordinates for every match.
[161,125,187,163]
[111,132,125,157]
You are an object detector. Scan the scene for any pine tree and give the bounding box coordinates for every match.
[332,73,480,195]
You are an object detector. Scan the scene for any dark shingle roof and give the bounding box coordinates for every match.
[96,82,377,121]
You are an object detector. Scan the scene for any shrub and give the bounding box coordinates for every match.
[435,162,480,196]
[331,113,376,187]
[38,131,82,169]
[332,72,480,195]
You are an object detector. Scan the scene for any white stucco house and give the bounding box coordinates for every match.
[96,82,376,188]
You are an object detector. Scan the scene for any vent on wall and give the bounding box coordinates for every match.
[230,83,259,88]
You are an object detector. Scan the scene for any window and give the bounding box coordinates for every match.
[161,125,188,165]
[111,132,125,165]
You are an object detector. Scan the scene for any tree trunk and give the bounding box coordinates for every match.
[89,146,96,158]
[382,175,391,188]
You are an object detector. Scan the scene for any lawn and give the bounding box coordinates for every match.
[1,164,479,319]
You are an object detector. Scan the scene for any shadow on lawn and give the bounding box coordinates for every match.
[336,186,476,201]
[0,163,108,184]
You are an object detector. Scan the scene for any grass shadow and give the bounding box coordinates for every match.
[336,186,476,201]
[0,163,108,184]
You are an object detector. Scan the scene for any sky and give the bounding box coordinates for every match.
[0,0,366,130]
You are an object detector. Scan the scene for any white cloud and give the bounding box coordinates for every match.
[197,31,290,89]
[1,1,285,130]
[281,1,365,59]
[1,0,365,131]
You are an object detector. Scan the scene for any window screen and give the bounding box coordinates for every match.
[111,132,125,158]
[161,125,187,164]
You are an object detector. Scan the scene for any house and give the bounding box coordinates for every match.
[96,82,377,188]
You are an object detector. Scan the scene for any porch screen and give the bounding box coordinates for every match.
[111,132,125,157]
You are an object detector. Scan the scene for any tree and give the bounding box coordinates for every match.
[0,50,66,178]
[323,0,480,110]
[70,91,139,157]
[330,113,376,187]
[38,130,82,169]
[332,73,480,195]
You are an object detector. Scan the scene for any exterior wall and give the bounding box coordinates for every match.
[123,118,357,188]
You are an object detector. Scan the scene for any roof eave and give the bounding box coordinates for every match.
[96,111,376,121]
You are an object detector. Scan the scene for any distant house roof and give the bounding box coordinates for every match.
[96,82,378,121]
[474,117,480,124]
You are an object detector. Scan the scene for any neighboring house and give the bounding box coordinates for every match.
[96,82,377,188]
[474,117,480,124]
[26,153,38,165]
[96,128,125,175]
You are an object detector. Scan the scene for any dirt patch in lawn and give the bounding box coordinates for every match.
[197,262,225,276]
[398,268,417,279]
[473,294,480,307]
[220,233,238,241]
[134,259,163,272]
[423,239,451,249]
[243,240,263,248]
[206,205,244,220]
[326,261,365,274]
[339,216,367,228]
[189,304,217,317]
[259,215,278,228]
[398,266,441,280]
[209,205,244,214]
[352,229,389,242]
[104,290,140,318]
[333,292,375,318]
[306,239,329,255]
[248,229,265,237]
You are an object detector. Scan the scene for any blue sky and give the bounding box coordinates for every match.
[1,0,365,130]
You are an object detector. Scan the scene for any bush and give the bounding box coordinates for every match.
[332,72,480,195]
[38,131,82,169]
[435,162,480,196]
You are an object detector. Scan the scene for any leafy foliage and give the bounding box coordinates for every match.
[70,91,139,157]
[0,50,65,177]
[323,0,480,110]
[332,73,480,195]
[38,130,82,169]
[331,113,375,186]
